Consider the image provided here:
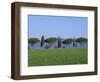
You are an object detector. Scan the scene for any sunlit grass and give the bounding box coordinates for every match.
[28,48,87,66]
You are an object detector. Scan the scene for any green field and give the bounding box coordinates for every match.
[28,48,87,66]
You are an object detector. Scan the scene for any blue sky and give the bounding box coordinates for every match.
[28,15,88,39]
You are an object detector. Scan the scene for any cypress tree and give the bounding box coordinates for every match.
[58,37,61,48]
[41,35,44,47]
[73,37,76,47]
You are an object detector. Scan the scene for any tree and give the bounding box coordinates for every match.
[76,37,87,47]
[45,37,58,46]
[28,38,40,46]
[41,35,44,47]
[73,37,76,47]
[63,38,73,44]
[58,37,61,48]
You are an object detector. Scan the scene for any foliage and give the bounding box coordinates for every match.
[73,38,76,47]
[76,37,87,43]
[45,37,58,44]
[62,38,73,44]
[76,37,87,48]
[62,46,65,48]
[45,45,50,49]
[58,37,61,48]
[28,38,40,45]
[41,35,44,47]
[54,46,58,48]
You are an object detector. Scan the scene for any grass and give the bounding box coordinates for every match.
[28,48,88,66]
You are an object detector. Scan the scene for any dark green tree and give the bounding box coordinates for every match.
[28,38,40,46]
[62,38,73,45]
[76,37,87,47]
[62,38,73,44]
[58,37,61,48]
[45,37,58,46]
[41,35,44,47]
[73,37,76,47]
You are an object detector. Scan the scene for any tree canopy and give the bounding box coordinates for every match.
[45,37,58,44]
[76,37,87,43]
[62,38,73,44]
[28,38,40,44]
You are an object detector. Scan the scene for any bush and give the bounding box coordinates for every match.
[62,46,65,48]
[55,46,58,48]
[45,45,50,49]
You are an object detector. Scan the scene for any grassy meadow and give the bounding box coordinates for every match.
[28,48,87,66]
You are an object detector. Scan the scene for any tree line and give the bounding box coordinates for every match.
[28,35,87,48]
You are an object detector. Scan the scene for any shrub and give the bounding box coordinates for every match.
[62,46,65,48]
[55,46,58,48]
[45,45,50,49]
